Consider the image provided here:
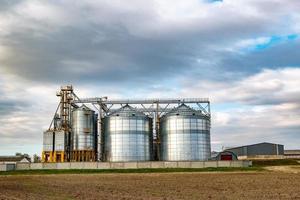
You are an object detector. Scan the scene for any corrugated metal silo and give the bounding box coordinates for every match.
[42,130,66,162]
[43,131,54,152]
[160,104,211,161]
[72,105,97,161]
[103,105,152,162]
[54,130,66,152]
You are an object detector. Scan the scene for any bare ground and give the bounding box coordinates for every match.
[265,165,300,174]
[0,171,300,200]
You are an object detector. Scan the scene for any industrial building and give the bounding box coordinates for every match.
[284,150,300,159]
[215,151,238,161]
[0,156,31,164]
[225,142,284,160]
[42,86,211,162]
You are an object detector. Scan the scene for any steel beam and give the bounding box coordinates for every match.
[72,98,209,104]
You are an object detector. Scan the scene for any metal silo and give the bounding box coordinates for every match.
[160,104,211,161]
[72,105,97,161]
[103,105,152,162]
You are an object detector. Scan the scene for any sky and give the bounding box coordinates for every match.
[0,0,300,156]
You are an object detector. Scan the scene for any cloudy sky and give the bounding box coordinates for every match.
[0,0,300,156]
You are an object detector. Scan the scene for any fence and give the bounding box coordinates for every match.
[13,160,252,171]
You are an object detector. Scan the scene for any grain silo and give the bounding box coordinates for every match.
[71,105,97,161]
[42,130,67,162]
[160,104,211,161]
[103,105,153,162]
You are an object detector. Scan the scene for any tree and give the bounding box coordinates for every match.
[33,154,41,163]
[15,152,30,159]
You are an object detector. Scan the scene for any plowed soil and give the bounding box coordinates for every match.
[0,171,300,200]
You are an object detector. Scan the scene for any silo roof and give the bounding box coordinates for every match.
[162,104,203,118]
[74,105,94,112]
[108,104,147,117]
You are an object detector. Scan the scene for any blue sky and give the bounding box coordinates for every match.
[0,0,300,156]
[253,34,299,50]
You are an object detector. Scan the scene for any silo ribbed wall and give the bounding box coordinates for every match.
[104,105,152,162]
[160,104,211,161]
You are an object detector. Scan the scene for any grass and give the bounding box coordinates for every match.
[0,166,263,176]
[252,159,300,167]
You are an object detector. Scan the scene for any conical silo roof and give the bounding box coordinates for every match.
[108,104,148,117]
[74,105,94,112]
[162,104,203,118]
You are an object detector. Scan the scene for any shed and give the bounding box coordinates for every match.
[216,151,238,161]
[225,142,284,160]
[0,156,31,164]
[284,150,300,159]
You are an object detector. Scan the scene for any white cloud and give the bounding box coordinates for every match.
[0,74,134,155]
[0,0,299,84]
[177,67,300,150]
[180,67,300,105]
[0,1,299,154]
[14,1,68,25]
[211,102,300,150]
[0,67,299,155]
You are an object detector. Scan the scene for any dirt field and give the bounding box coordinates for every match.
[0,170,300,200]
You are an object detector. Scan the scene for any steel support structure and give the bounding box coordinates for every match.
[72,97,210,161]
[56,86,74,162]
[44,86,210,162]
[43,86,74,162]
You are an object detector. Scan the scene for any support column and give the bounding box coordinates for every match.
[97,103,102,161]
[155,102,160,161]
